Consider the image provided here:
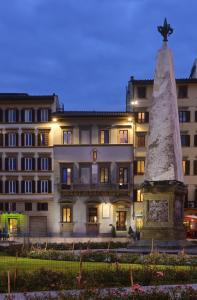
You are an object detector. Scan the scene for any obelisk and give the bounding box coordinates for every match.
[141,19,186,240]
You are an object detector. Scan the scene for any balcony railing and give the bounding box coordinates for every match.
[59,183,130,193]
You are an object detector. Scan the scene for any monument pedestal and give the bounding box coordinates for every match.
[140,181,186,240]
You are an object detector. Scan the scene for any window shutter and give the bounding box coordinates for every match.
[0,133,3,147]
[5,109,8,122]
[16,109,19,122]
[21,109,25,122]
[32,109,35,122]
[48,180,52,193]
[145,112,149,122]
[187,135,190,147]
[0,180,2,193]
[0,109,3,122]
[0,157,2,171]
[194,135,197,147]
[37,109,41,122]
[194,161,197,175]
[16,133,18,146]
[187,111,190,122]
[32,181,35,193]
[37,158,41,170]
[21,133,24,147]
[5,181,8,193]
[16,181,19,193]
[21,181,24,193]
[48,109,52,121]
[37,133,41,146]
[5,133,8,146]
[48,158,52,170]
[32,158,35,170]
[133,189,137,202]
[21,157,24,170]
[133,161,137,175]
[32,133,35,146]
[195,111,197,122]
[5,158,8,170]
[37,180,41,193]
[186,161,190,175]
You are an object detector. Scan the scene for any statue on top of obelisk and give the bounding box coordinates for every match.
[144,18,184,183]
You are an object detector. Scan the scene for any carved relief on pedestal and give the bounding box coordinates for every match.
[147,200,168,222]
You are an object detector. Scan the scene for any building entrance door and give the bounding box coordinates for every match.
[8,218,18,234]
[116,211,127,231]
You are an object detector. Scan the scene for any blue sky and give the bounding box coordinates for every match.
[0,0,196,111]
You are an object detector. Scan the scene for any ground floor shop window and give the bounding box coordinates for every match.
[88,207,98,223]
[62,207,71,223]
[116,211,127,231]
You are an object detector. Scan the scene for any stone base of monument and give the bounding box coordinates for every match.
[140,180,187,241]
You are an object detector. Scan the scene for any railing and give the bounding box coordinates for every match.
[60,183,129,191]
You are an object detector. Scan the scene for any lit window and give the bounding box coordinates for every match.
[182,160,190,175]
[38,131,49,146]
[119,130,128,144]
[62,168,72,185]
[136,160,145,175]
[137,112,149,123]
[119,167,128,189]
[100,130,109,144]
[88,207,98,223]
[136,133,146,147]
[100,167,109,183]
[137,189,143,202]
[62,207,71,223]
[63,131,72,144]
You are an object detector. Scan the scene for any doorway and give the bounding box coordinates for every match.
[8,218,18,234]
[116,211,127,231]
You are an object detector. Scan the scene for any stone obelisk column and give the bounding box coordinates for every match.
[141,19,186,240]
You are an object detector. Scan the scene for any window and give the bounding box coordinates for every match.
[6,157,17,171]
[25,202,32,211]
[40,157,49,171]
[40,109,49,122]
[137,86,146,98]
[23,157,33,171]
[62,207,71,223]
[181,134,190,147]
[8,133,17,147]
[7,109,17,123]
[37,203,48,211]
[80,129,90,144]
[119,167,128,189]
[179,111,190,122]
[80,166,91,184]
[0,202,3,211]
[24,109,33,123]
[40,180,49,193]
[8,180,17,194]
[100,167,109,183]
[24,180,33,193]
[137,112,149,123]
[23,133,33,146]
[63,130,72,144]
[38,131,49,146]
[194,160,197,175]
[88,207,98,223]
[62,167,72,185]
[178,85,188,98]
[137,189,143,202]
[119,130,128,144]
[135,160,145,175]
[182,160,190,175]
[100,130,109,144]
[136,133,146,147]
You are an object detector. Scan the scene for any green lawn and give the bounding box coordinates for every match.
[0,255,193,274]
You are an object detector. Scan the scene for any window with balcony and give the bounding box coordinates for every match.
[38,131,49,146]
[178,85,188,98]
[88,207,98,223]
[119,167,128,189]
[181,134,190,147]
[25,202,32,211]
[137,86,146,99]
[99,166,109,183]
[7,109,17,123]
[61,167,72,188]
[134,160,145,175]
[37,202,48,211]
[179,111,190,122]
[137,112,149,123]
[5,157,17,171]
[100,129,109,144]
[119,130,128,144]
[136,133,146,147]
[182,160,190,175]
[63,130,72,144]
[62,207,71,223]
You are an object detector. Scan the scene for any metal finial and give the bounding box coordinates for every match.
[157,18,173,42]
